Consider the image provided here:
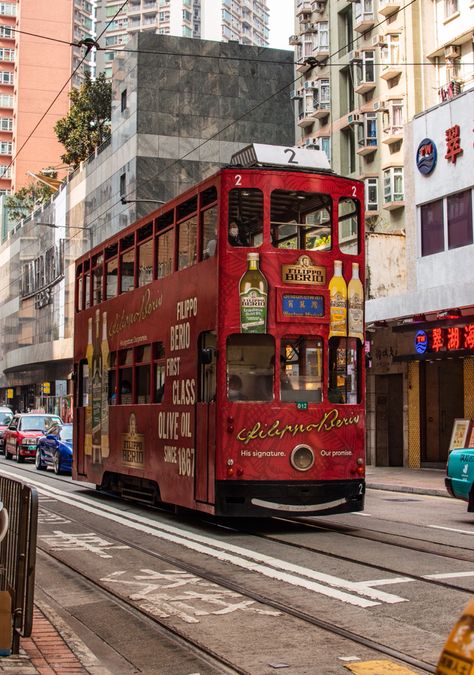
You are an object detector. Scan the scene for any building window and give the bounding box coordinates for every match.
[421,199,444,256]
[447,190,473,250]
[358,112,377,149]
[0,141,12,155]
[320,137,331,162]
[365,178,378,211]
[119,172,126,197]
[121,89,127,112]
[0,117,12,131]
[0,4,16,17]
[381,34,400,66]
[383,167,403,204]
[356,50,375,84]
[444,0,458,17]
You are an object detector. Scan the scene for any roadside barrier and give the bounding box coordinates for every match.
[0,475,38,654]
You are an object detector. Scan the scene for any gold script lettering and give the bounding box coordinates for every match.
[110,288,162,337]
[236,409,360,445]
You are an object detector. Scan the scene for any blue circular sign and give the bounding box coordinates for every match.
[415,330,428,354]
[416,138,437,175]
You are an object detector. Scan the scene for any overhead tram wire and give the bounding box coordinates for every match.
[3,0,129,181]
[0,0,442,298]
[91,0,421,225]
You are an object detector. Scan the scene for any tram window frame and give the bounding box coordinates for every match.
[153,342,165,403]
[228,188,263,248]
[92,253,104,305]
[198,331,217,402]
[226,333,275,402]
[201,205,218,260]
[120,231,135,294]
[136,344,152,404]
[270,190,332,251]
[178,213,198,271]
[79,359,89,407]
[138,237,153,287]
[83,260,91,309]
[156,227,174,279]
[328,336,361,404]
[105,244,118,299]
[118,348,133,404]
[280,336,323,403]
[76,265,83,312]
[338,197,360,255]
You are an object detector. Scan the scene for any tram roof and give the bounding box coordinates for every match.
[229,144,333,174]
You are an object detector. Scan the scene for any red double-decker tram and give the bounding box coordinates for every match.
[73,144,366,517]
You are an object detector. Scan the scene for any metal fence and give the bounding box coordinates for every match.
[0,475,38,654]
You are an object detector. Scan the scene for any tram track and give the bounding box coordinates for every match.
[36,498,440,673]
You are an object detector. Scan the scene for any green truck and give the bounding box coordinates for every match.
[445,448,474,511]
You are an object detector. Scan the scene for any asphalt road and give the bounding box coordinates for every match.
[1,459,472,674]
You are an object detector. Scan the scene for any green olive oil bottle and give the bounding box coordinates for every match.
[239,252,268,333]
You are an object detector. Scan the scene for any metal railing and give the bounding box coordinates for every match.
[0,475,38,654]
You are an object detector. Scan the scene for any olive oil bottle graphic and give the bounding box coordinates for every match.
[328,260,347,338]
[239,252,268,333]
[348,262,364,342]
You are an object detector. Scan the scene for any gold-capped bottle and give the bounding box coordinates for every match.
[85,317,93,456]
[329,260,347,338]
[239,252,268,333]
[101,311,109,458]
[91,309,102,463]
[348,262,364,342]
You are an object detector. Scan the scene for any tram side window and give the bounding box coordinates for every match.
[92,255,103,305]
[199,331,217,402]
[108,353,117,404]
[178,215,198,270]
[106,257,118,299]
[136,345,151,403]
[120,249,135,293]
[118,349,133,404]
[138,239,153,287]
[338,198,359,255]
[153,342,165,403]
[328,337,360,404]
[228,188,263,247]
[77,273,83,312]
[84,266,91,309]
[79,360,89,406]
[226,334,275,401]
[157,229,174,279]
[280,337,323,403]
[202,206,218,259]
[271,190,332,251]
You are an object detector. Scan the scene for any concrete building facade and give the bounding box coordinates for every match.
[290,0,474,468]
[0,34,294,413]
[96,0,270,79]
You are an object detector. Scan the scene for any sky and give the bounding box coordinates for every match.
[267,0,294,50]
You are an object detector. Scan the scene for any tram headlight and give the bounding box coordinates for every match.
[290,444,315,472]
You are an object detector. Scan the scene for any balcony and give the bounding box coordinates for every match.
[383,198,404,211]
[296,57,313,74]
[311,102,330,119]
[312,44,329,62]
[298,110,315,128]
[380,63,403,81]
[357,138,378,156]
[378,0,400,16]
[354,13,376,33]
[354,79,376,95]
[296,1,313,18]
[382,125,403,145]
[289,34,302,46]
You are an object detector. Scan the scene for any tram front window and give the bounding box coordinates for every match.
[226,334,275,401]
[271,190,332,251]
[280,337,323,403]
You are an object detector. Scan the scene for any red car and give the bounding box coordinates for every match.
[4,413,63,463]
[0,407,13,454]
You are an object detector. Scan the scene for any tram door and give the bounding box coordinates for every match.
[195,332,217,504]
[422,360,463,466]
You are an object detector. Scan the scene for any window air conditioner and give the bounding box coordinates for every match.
[371,34,386,47]
[349,50,362,62]
[348,113,362,125]
[373,100,386,111]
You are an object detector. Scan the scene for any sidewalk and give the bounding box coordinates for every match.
[0,466,448,674]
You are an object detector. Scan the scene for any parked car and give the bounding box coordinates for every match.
[35,423,73,475]
[3,413,63,463]
[445,447,474,512]
[0,407,13,455]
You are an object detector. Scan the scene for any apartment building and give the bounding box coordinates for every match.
[290,0,474,468]
[96,0,270,79]
[0,0,95,197]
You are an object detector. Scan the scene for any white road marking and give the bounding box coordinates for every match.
[39,531,130,558]
[101,569,281,623]
[424,571,474,580]
[0,469,411,607]
[429,525,474,535]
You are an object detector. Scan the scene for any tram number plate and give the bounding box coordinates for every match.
[296,402,308,411]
